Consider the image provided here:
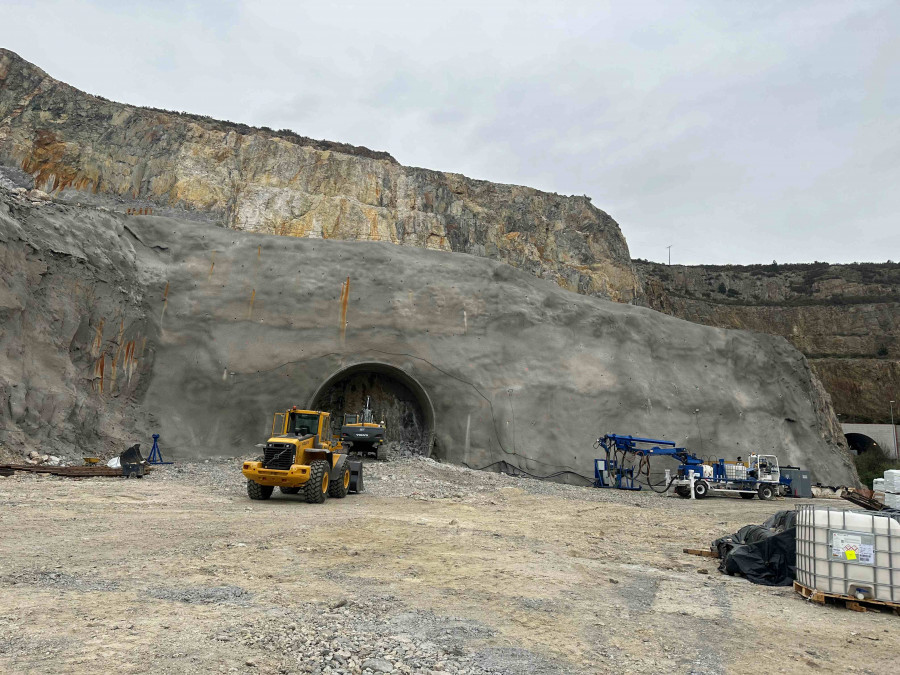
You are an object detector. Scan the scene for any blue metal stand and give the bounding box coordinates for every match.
[147,434,174,465]
[593,458,641,490]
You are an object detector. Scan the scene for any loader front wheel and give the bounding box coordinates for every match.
[247,480,273,500]
[305,460,330,504]
[329,464,351,498]
[375,444,386,461]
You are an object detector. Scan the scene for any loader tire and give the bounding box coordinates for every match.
[329,463,351,499]
[305,460,330,504]
[375,444,386,461]
[280,486,301,495]
[247,480,273,500]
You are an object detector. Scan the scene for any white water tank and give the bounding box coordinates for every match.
[795,505,900,603]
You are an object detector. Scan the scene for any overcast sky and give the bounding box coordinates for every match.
[2,1,897,264]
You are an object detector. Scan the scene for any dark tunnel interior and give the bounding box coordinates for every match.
[309,363,435,454]
[844,432,880,455]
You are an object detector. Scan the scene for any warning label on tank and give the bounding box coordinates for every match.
[830,530,875,565]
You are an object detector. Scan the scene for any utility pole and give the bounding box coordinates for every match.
[667,245,672,266]
[891,400,898,459]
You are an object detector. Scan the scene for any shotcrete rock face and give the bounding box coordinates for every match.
[0,194,858,485]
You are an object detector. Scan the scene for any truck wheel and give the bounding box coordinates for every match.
[740,492,756,499]
[329,464,351,498]
[247,480,273,500]
[280,486,301,494]
[305,460,330,504]
[693,480,709,499]
[757,484,774,501]
[674,486,691,498]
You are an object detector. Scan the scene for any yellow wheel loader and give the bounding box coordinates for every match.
[242,407,363,503]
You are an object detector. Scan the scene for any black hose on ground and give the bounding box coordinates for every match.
[464,459,594,484]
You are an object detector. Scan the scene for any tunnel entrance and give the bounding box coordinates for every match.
[845,433,880,455]
[309,362,435,456]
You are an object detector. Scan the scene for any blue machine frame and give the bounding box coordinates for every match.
[594,434,791,496]
[593,457,641,490]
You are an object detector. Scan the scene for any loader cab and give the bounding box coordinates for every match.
[275,408,331,447]
[287,411,319,436]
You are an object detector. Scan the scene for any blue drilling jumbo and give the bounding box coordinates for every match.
[593,434,792,500]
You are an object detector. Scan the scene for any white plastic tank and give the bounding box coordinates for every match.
[725,463,747,480]
[795,505,900,603]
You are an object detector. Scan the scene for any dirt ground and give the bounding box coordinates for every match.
[0,457,896,675]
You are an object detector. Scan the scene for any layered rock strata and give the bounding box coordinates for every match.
[636,261,899,423]
[0,49,639,303]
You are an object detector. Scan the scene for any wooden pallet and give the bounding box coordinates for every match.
[0,463,124,478]
[794,581,900,615]
[841,488,886,512]
[683,548,719,558]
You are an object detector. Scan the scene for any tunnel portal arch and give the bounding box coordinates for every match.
[845,432,880,455]
[308,362,436,457]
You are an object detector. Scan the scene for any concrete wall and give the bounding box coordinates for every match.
[842,423,900,457]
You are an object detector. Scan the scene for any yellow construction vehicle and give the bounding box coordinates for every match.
[242,406,363,503]
[340,396,388,460]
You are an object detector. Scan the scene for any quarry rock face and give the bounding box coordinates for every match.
[0,192,858,485]
[636,261,900,424]
[0,49,861,485]
[0,48,639,303]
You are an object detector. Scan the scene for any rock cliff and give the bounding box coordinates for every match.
[636,260,900,424]
[0,49,639,303]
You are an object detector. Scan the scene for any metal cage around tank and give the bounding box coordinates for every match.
[795,504,900,603]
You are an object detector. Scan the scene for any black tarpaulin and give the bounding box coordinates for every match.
[712,510,797,587]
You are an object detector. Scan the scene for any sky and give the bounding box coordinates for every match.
[1,0,897,264]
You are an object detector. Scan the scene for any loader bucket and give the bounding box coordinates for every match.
[120,444,144,465]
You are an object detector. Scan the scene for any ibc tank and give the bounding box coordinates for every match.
[795,505,900,603]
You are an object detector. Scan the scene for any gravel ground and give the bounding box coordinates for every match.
[0,456,896,674]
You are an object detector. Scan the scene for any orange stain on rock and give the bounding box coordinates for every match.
[339,276,350,344]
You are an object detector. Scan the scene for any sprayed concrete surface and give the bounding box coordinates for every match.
[0,459,894,675]
[0,192,856,484]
